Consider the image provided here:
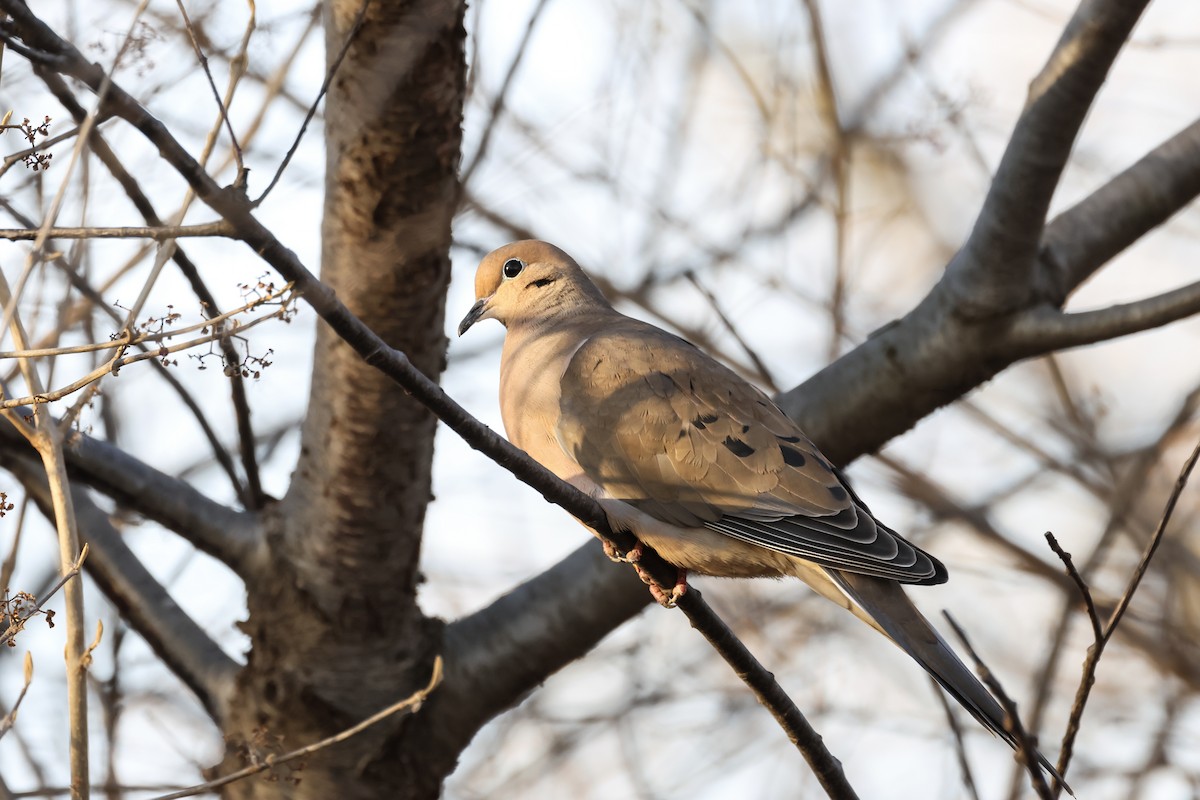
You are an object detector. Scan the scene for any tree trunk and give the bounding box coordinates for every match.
[217,1,466,796]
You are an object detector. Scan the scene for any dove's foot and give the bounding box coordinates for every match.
[603,539,643,564]
[635,562,688,608]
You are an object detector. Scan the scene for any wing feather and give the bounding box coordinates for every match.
[558,321,945,584]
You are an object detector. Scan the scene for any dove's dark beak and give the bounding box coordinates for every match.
[457,298,490,336]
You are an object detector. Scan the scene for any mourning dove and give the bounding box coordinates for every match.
[459,240,1063,782]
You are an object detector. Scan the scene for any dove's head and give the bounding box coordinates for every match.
[458,240,610,335]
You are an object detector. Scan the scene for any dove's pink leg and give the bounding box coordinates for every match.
[644,569,688,607]
[602,539,688,606]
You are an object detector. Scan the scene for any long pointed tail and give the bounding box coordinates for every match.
[830,570,1069,792]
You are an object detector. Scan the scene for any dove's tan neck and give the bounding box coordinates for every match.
[498,310,614,473]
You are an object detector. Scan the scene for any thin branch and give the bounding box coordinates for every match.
[0,496,29,603]
[943,613,1055,800]
[933,684,982,800]
[253,0,369,205]
[683,271,779,393]
[1009,279,1200,353]
[458,0,551,187]
[148,656,444,800]
[0,282,293,358]
[0,544,87,647]
[0,652,34,742]
[0,306,290,409]
[801,0,852,362]
[0,222,234,240]
[0,248,92,799]
[1054,435,1200,786]
[173,0,245,177]
[29,426,90,800]
[1044,532,1102,641]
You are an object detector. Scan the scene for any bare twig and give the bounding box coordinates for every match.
[0,222,233,240]
[0,652,34,741]
[933,684,982,800]
[1054,436,1200,788]
[0,543,88,647]
[0,302,291,409]
[801,0,852,362]
[253,0,370,205]
[0,281,292,359]
[458,0,551,187]
[683,271,779,392]
[1044,532,1103,641]
[173,0,245,176]
[943,612,1055,800]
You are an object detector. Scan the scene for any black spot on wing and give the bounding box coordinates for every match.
[828,486,848,502]
[691,413,719,430]
[780,445,806,467]
[722,436,755,457]
[778,434,802,443]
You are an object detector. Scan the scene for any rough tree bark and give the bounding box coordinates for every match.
[216,1,466,797]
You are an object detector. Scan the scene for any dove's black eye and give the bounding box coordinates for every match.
[502,258,524,279]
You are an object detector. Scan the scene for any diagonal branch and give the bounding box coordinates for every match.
[0,418,259,573]
[945,0,1151,315]
[1,450,240,722]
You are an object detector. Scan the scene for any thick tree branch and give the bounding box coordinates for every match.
[437,543,649,734]
[945,0,1150,315]
[1038,115,1200,304]
[0,419,259,573]
[1,451,239,723]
